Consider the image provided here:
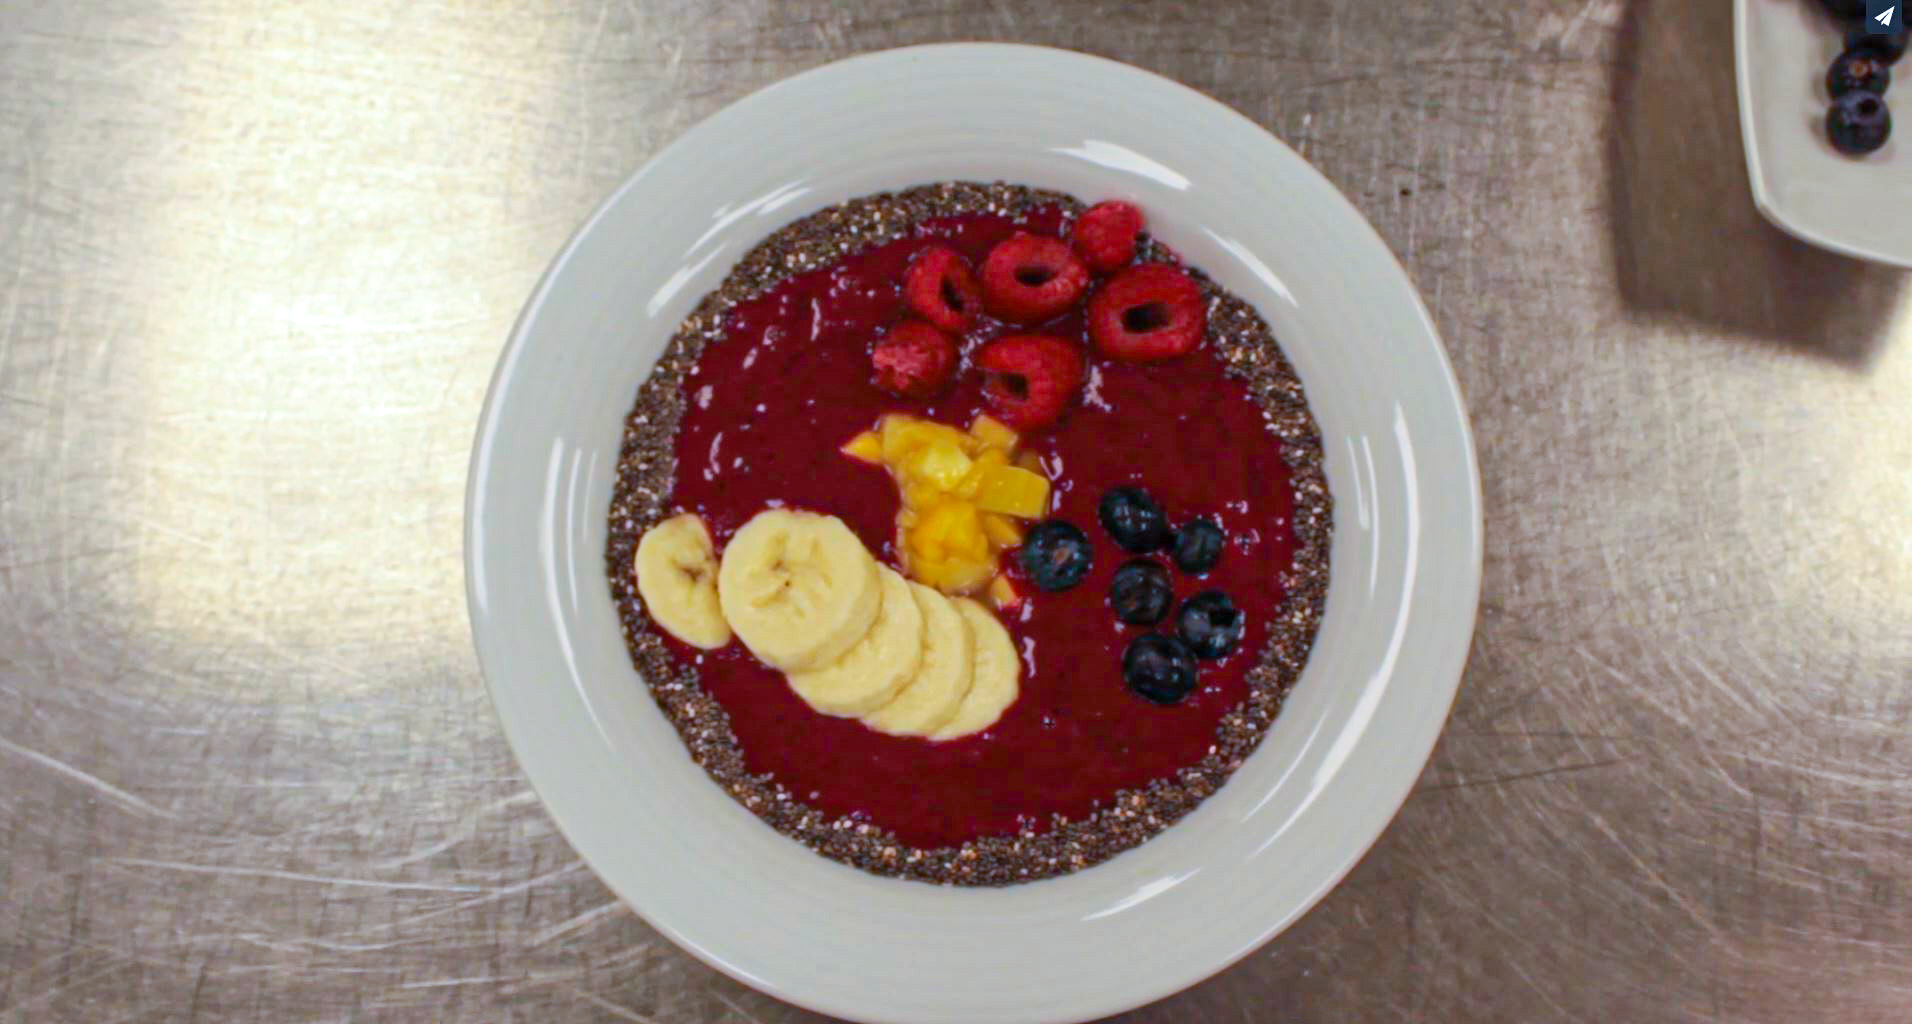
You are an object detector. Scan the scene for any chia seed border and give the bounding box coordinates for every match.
[603,182,1331,886]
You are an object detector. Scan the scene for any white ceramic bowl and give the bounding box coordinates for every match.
[467,44,1480,1024]
[1737,0,1912,267]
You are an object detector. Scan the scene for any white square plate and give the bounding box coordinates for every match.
[1738,0,1912,267]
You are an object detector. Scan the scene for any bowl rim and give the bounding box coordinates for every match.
[466,42,1482,1023]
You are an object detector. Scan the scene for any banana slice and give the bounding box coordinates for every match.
[786,567,924,716]
[633,513,732,650]
[933,599,1022,741]
[863,583,975,737]
[718,509,881,671]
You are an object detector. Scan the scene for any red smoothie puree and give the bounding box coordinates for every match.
[663,209,1298,850]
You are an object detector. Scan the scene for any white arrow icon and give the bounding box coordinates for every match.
[1877,6,1896,27]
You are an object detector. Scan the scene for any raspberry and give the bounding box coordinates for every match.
[1071,201,1145,273]
[1087,264,1207,362]
[978,233,1090,324]
[871,321,957,399]
[975,334,1084,431]
[903,245,983,333]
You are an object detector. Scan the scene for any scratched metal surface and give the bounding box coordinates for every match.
[2,0,1909,1021]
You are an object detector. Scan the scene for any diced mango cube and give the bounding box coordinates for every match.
[879,415,923,461]
[953,450,1010,499]
[930,423,972,450]
[907,524,945,562]
[902,479,940,509]
[955,524,990,561]
[980,512,1025,548]
[917,561,955,590]
[956,559,995,592]
[841,430,884,464]
[987,575,1022,611]
[882,416,969,461]
[972,465,1051,519]
[877,414,903,448]
[911,551,950,588]
[953,463,987,499]
[917,556,993,594]
[909,549,948,582]
[910,550,940,584]
[918,499,982,548]
[863,412,1055,593]
[905,442,974,490]
[967,414,1021,454]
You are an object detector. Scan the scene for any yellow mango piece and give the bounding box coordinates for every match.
[914,503,988,573]
[872,413,1051,593]
[966,521,996,561]
[918,556,993,595]
[953,524,990,562]
[841,430,884,464]
[987,575,1022,610]
[883,417,968,461]
[953,560,995,593]
[953,449,1010,498]
[980,512,1025,548]
[906,442,974,491]
[953,466,984,499]
[906,506,992,594]
[907,518,947,562]
[879,415,926,461]
[973,465,1051,519]
[967,414,1021,454]
[908,547,950,581]
[909,549,947,582]
[918,499,982,546]
[929,423,972,451]
[902,479,941,510]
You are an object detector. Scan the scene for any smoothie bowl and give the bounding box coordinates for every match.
[467,44,1479,1024]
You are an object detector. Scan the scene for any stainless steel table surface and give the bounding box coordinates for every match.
[3,1,1909,1021]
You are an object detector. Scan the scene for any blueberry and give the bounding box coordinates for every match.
[1108,559,1174,625]
[1176,591,1244,660]
[1829,50,1891,98]
[1848,28,1910,64]
[1098,486,1170,552]
[1170,518,1225,575]
[1828,91,1892,155]
[1123,634,1198,705]
[1019,520,1093,591]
